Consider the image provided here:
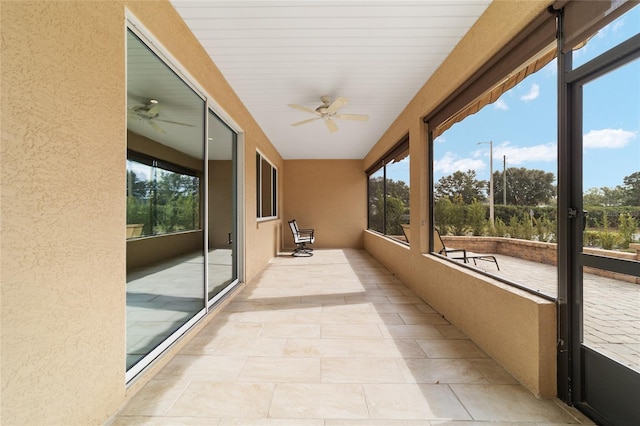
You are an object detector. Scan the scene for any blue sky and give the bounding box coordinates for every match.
[392,6,639,193]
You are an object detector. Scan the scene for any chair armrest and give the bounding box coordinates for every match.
[297,229,314,238]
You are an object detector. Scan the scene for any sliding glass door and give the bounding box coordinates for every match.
[207,110,238,303]
[126,25,241,381]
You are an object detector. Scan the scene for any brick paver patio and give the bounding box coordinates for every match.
[470,254,640,373]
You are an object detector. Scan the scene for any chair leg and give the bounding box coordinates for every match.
[292,243,313,257]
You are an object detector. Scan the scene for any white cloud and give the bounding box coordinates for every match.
[493,98,509,110]
[489,141,557,165]
[434,136,446,144]
[434,152,485,174]
[520,83,540,101]
[583,128,637,149]
[612,19,625,33]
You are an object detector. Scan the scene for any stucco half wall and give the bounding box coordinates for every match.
[364,231,557,398]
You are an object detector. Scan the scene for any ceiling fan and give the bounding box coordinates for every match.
[288,96,369,132]
[128,99,194,134]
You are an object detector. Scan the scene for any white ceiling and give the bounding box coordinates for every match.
[168,0,492,160]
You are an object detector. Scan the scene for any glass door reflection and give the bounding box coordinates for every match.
[126,29,206,374]
[207,110,238,302]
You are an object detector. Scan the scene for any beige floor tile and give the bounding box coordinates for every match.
[417,339,489,359]
[260,323,321,338]
[322,323,384,338]
[323,303,376,314]
[434,324,469,339]
[350,339,427,358]
[322,357,406,383]
[110,416,221,425]
[154,354,246,380]
[396,358,488,384]
[468,359,519,384]
[269,383,369,419]
[399,313,450,325]
[238,357,321,383]
[373,303,425,314]
[450,384,580,423]
[321,311,401,325]
[283,338,355,358]
[198,321,264,337]
[387,296,425,304]
[344,295,391,304]
[379,324,445,340]
[168,382,275,418]
[118,379,191,416]
[326,421,429,426]
[219,420,323,426]
[210,337,286,357]
[363,383,472,420]
[415,304,437,314]
[300,294,347,305]
[217,309,298,323]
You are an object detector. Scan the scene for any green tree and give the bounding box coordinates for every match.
[618,213,638,248]
[368,176,384,232]
[435,170,486,204]
[583,186,626,206]
[448,195,468,236]
[467,199,487,236]
[622,171,640,206]
[494,167,555,206]
[434,197,452,233]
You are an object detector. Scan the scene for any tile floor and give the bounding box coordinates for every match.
[112,249,595,425]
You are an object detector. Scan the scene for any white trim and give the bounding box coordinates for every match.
[256,150,279,220]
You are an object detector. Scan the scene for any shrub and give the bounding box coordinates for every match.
[618,213,638,248]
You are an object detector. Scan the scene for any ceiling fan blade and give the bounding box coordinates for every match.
[336,113,369,122]
[156,118,195,127]
[288,104,321,116]
[325,118,339,133]
[145,104,162,117]
[292,117,321,127]
[326,97,347,114]
[148,120,165,134]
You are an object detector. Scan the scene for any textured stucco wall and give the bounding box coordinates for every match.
[1,1,283,424]
[361,0,558,398]
[1,2,127,424]
[283,160,366,249]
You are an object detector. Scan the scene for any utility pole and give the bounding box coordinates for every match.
[503,155,507,205]
[477,141,494,226]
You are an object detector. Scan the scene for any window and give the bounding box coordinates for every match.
[257,152,277,219]
[367,137,410,243]
[127,151,201,238]
[428,34,559,298]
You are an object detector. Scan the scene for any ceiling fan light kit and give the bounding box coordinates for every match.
[288,96,369,133]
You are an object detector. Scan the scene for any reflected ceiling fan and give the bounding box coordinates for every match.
[288,96,369,132]
[128,99,194,134]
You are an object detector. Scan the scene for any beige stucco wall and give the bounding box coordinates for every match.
[283,160,366,249]
[1,1,282,424]
[361,0,558,398]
